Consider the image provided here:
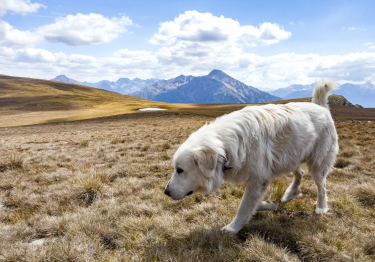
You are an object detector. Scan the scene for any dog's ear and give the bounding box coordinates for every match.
[193,149,218,178]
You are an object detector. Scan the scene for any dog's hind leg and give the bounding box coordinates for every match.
[310,166,330,214]
[281,167,304,203]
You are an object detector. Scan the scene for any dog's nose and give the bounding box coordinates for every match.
[164,182,171,196]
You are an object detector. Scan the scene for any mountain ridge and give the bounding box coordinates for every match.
[132,70,281,104]
[51,75,163,95]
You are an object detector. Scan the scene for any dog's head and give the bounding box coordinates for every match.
[164,143,231,200]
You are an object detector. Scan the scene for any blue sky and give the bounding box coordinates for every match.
[1,0,375,89]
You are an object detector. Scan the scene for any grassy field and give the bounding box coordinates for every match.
[1,111,375,261]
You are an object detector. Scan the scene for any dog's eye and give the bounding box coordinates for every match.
[176,168,184,174]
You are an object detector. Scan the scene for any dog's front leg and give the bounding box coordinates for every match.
[222,179,268,234]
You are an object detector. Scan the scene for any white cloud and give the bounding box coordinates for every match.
[14,48,56,63]
[0,20,41,48]
[149,11,291,46]
[364,42,373,46]
[369,46,375,50]
[38,13,133,46]
[239,22,291,46]
[0,13,133,48]
[0,0,45,16]
[1,10,374,89]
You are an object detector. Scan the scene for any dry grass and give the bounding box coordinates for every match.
[0,112,375,261]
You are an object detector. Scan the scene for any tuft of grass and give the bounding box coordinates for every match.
[363,235,375,258]
[241,234,300,262]
[160,154,171,160]
[340,150,355,158]
[160,142,171,151]
[79,140,89,147]
[149,165,161,173]
[334,158,351,169]
[0,154,24,172]
[74,170,110,204]
[111,137,125,144]
[141,145,150,151]
[355,184,375,207]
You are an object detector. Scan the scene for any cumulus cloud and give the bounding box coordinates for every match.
[149,11,291,46]
[0,13,133,48]
[38,13,133,46]
[0,20,41,48]
[1,10,374,89]
[0,0,45,16]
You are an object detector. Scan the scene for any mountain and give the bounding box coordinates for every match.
[52,75,82,85]
[51,75,163,95]
[270,82,375,108]
[132,70,281,103]
[133,75,195,101]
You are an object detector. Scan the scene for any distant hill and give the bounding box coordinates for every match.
[0,74,166,127]
[132,70,281,103]
[51,75,164,95]
[271,82,375,108]
[270,95,355,107]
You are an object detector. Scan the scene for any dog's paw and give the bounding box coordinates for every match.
[257,200,279,211]
[315,207,329,214]
[281,191,302,203]
[221,224,241,234]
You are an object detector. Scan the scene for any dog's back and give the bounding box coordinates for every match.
[213,80,339,181]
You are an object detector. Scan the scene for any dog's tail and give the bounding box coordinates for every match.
[312,80,337,109]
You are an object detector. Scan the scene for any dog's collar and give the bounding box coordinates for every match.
[220,154,232,171]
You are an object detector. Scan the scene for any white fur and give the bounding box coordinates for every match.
[165,80,339,234]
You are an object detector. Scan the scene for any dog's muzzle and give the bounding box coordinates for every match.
[164,182,171,196]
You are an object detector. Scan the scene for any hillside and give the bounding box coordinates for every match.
[0,74,167,127]
[132,70,281,103]
[270,95,354,106]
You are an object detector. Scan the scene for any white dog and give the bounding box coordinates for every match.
[164,81,339,234]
